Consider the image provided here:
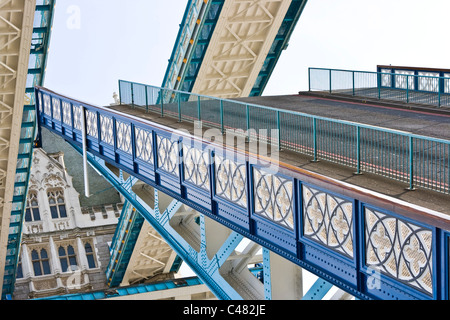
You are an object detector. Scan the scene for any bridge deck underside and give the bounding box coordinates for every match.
[108,97,450,217]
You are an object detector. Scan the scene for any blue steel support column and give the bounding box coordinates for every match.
[262,248,272,300]
[302,278,333,300]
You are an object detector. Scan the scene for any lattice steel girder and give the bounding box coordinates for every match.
[0,0,36,299]
[191,0,295,98]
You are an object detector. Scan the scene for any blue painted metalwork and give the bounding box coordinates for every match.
[309,67,450,108]
[161,0,225,93]
[66,145,246,300]
[120,80,450,195]
[106,194,183,287]
[302,278,333,300]
[106,200,145,287]
[35,86,450,300]
[34,276,204,300]
[1,0,55,300]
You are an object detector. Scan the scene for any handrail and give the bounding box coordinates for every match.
[308,67,450,108]
[118,80,450,195]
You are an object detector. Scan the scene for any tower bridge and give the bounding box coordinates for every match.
[1,0,450,301]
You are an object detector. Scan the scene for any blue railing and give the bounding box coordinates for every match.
[35,86,450,300]
[308,67,450,108]
[118,80,450,195]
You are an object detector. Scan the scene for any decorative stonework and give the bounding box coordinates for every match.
[43,94,51,116]
[73,105,82,130]
[215,155,247,208]
[365,207,433,295]
[86,110,98,137]
[62,101,72,126]
[253,168,293,230]
[135,127,153,163]
[51,97,61,121]
[100,115,114,145]
[183,146,210,191]
[116,120,132,154]
[302,185,354,258]
[157,136,179,176]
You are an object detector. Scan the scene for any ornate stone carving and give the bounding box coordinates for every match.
[116,120,132,154]
[183,146,210,191]
[365,207,433,295]
[302,185,354,258]
[157,135,179,176]
[135,127,153,163]
[215,155,247,208]
[253,167,293,230]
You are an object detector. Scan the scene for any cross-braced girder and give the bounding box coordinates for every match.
[0,0,35,298]
[191,0,293,98]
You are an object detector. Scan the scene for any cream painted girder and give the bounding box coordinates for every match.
[191,0,292,98]
[0,0,35,293]
[120,220,179,286]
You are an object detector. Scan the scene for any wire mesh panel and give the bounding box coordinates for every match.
[413,138,450,193]
[308,68,450,108]
[199,96,221,130]
[161,89,181,120]
[132,83,147,107]
[309,68,330,91]
[119,81,132,105]
[179,92,198,122]
[279,112,314,156]
[222,100,247,133]
[360,128,410,183]
[146,86,163,114]
[315,119,357,168]
[353,71,378,99]
[331,70,353,93]
[248,105,278,146]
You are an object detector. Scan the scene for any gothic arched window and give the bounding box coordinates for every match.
[16,256,23,279]
[85,243,97,269]
[31,249,51,276]
[25,191,41,222]
[58,245,77,272]
[47,189,67,219]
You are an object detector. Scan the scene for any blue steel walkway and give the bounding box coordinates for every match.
[35,85,450,300]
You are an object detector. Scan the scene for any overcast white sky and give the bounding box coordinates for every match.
[44,0,450,106]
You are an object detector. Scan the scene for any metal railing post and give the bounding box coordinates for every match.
[197,96,201,124]
[220,100,224,134]
[308,68,311,91]
[160,89,164,117]
[131,82,134,107]
[408,135,415,190]
[80,105,90,198]
[118,80,122,105]
[312,117,318,162]
[145,85,149,113]
[352,71,355,96]
[246,104,250,142]
[277,110,281,151]
[178,92,182,122]
[406,75,409,103]
[355,126,361,174]
[329,69,332,93]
